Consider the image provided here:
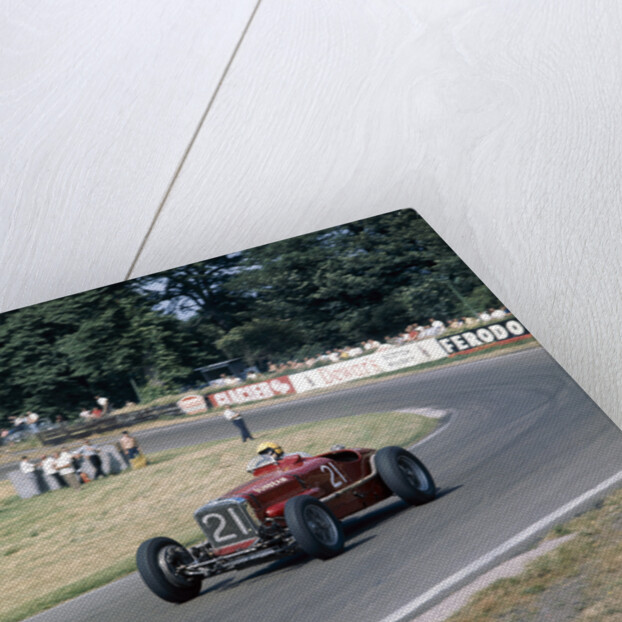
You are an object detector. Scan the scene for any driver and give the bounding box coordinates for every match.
[256,442,312,461]
[256,441,284,460]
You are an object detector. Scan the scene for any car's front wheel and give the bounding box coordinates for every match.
[375,446,436,505]
[136,537,201,603]
[284,496,344,559]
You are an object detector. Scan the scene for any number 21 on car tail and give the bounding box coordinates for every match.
[194,498,261,550]
[320,463,348,489]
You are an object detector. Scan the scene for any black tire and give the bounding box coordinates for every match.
[284,496,344,559]
[136,537,201,603]
[375,446,436,505]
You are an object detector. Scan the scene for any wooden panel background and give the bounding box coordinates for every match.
[1,0,621,428]
[0,0,256,308]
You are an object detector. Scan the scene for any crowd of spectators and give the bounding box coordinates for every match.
[18,438,108,491]
[213,307,511,382]
[1,395,111,447]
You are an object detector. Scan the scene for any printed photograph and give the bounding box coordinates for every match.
[1,209,621,622]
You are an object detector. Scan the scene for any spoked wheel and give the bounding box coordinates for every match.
[136,537,201,603]
[375,446,436,505]
[284,496,344,559]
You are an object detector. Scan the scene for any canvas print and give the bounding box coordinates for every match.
[1,209,621,622]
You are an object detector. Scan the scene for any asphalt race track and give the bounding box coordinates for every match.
[26,348,622,622]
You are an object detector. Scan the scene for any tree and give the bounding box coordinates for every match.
[133,255,249,330]
[0,284,190,422]
[215,318,303,365]
[0,304,90,422]
[225,209,501,347]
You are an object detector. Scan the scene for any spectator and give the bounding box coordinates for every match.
[41,453,68,488]
[421,324,436,338]
[19,456,36,475]
[212,374,229,386]
[407,325,421,340]
[478,310,492,322]
[327,350,340,363]
[95,395,110,415]
[8,414,28,440]
[222,406,254,443]
[345,346,363,358]
[76,438,106,479]
[491,307,506,319]
[26,411,40,433]
[91,407,103,418]
[79,408,93,420]
[55,448,81,490]
[14,414,27,429]
[119,431,140,459]
[429,318,446,335]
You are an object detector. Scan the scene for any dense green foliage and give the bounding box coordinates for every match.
[0,287,192,421]
[0,210,501,422]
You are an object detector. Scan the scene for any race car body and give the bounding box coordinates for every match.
[136,445,436,603]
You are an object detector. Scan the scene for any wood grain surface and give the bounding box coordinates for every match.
[0,0,256,309]
[1,1,621,427]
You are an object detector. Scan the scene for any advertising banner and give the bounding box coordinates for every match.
[373,339,448,371]
[290,357,385,393]
[208,376,296,407]
[177,394,208,414]
[436,319,531,355]
[289,339,448,393]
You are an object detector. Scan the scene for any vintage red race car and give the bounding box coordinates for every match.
[136,445,436,602]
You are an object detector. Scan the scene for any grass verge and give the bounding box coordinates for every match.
[446,486,622,622]
[0,410,437,622]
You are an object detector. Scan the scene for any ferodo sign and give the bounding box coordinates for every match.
[437,319,530,355]
[208,376,296,407]
[177,394,208,414]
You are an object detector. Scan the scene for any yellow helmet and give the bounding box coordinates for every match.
[257,441,283,458]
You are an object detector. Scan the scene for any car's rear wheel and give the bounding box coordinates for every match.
[284,496,344,559]
[375,446,436,505]
[136,537,201,603]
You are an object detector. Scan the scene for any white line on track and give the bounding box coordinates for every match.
[408,414,452,449]
[377,468,622,622]
[410,420,451,449]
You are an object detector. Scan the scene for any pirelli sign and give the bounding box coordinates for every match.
[437,319,531,355]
